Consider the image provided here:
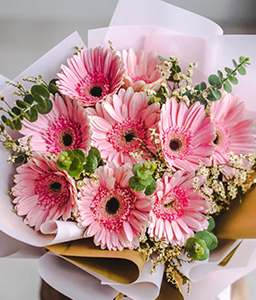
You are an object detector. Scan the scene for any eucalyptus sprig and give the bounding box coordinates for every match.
[1,78,59,131]
[185,217,218,261]
[129,161,157,195]
[57,147,103,178]
[191,56,250,106]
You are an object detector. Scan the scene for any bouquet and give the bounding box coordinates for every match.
[1,1,256,299]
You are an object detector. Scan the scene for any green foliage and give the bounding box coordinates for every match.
[129,161,157,195]
[185,218,218,261]
[57,147,103,178]
[191,56,250,105]
[1,78,60,131]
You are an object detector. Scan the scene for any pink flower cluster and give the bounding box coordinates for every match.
[13,46,256,249]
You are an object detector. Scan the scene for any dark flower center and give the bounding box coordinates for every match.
[169,139,181,151]
[89,86,103,98]
[62,133,73,146]
[124,132,135,142]
[50,182,62,192]
[105,197,120,215]
[213,133,219,145]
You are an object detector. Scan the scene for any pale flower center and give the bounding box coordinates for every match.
[214,124,230,153]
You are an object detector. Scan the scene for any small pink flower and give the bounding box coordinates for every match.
[77,164,152,250]
[118,49,164,92]
[148,171,209,245]
[211,92,256,167]
[12,154,77,231]
[57,47,125,106]
[19,94,91,156]
[87,87,160,166]
[160,99,215,171]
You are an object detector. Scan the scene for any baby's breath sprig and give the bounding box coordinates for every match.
[195,153,256,213]
[0,127,33,164]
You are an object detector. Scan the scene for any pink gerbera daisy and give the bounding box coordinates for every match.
[148,171,209,245]
[118,49,164,92]
[87,87,160,166]
[19,93,91,156]
[211,92,256,166]
[77,164,152,251]
[12,154,77,231]
[57,47,125,106]
[160,98,215,171]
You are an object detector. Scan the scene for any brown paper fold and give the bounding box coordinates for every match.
[47,238,184,299]
[47,238,146,284]
[214,174,256,240]
[156,273,184,300]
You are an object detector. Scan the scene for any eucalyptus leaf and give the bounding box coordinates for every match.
[223,81,232,93]
[129,176,145,192]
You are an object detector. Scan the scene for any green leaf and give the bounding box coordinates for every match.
[223,81,232,93]
[11,107,22,116]
[232,59,238,68]
[185,238,209,260]
[199,246,210,261]
[238,66,246,75]
[48,82,59,95]
[145,179,156,195]
[138,175,154,187]
[199,82,207,90]
[44,99,53,114]
[129,176,145,192]
[33,94,47,113]
[68,157,83,177]
[224,67,233,74]
[195,231,213,249]
[208,232,218,250]
[132,163,143,176]
[26,107,38,122]
[239,56,245,63]
[199,98,208,107]
[14,154,25,164]
[217,70,223,80]
[24,94,34,105]
[73,148,86,162]
[211,88,222,100]
[31,85,50,99]
[207,217,215,231]
[16,100,31,109]
[208,74,221,86]
[1,115,8,124]
[83,155,98,173]
[6,118,15,130]
[12,118,22,130]
[88,147,101,162]
[227,75,238,85]
[137,167,151,180]
[206,92,217,102]
[158,55,169,62]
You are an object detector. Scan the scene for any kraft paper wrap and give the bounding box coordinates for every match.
[47,239,184,299]
[46,176,256,300]
[215,173,256,240]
